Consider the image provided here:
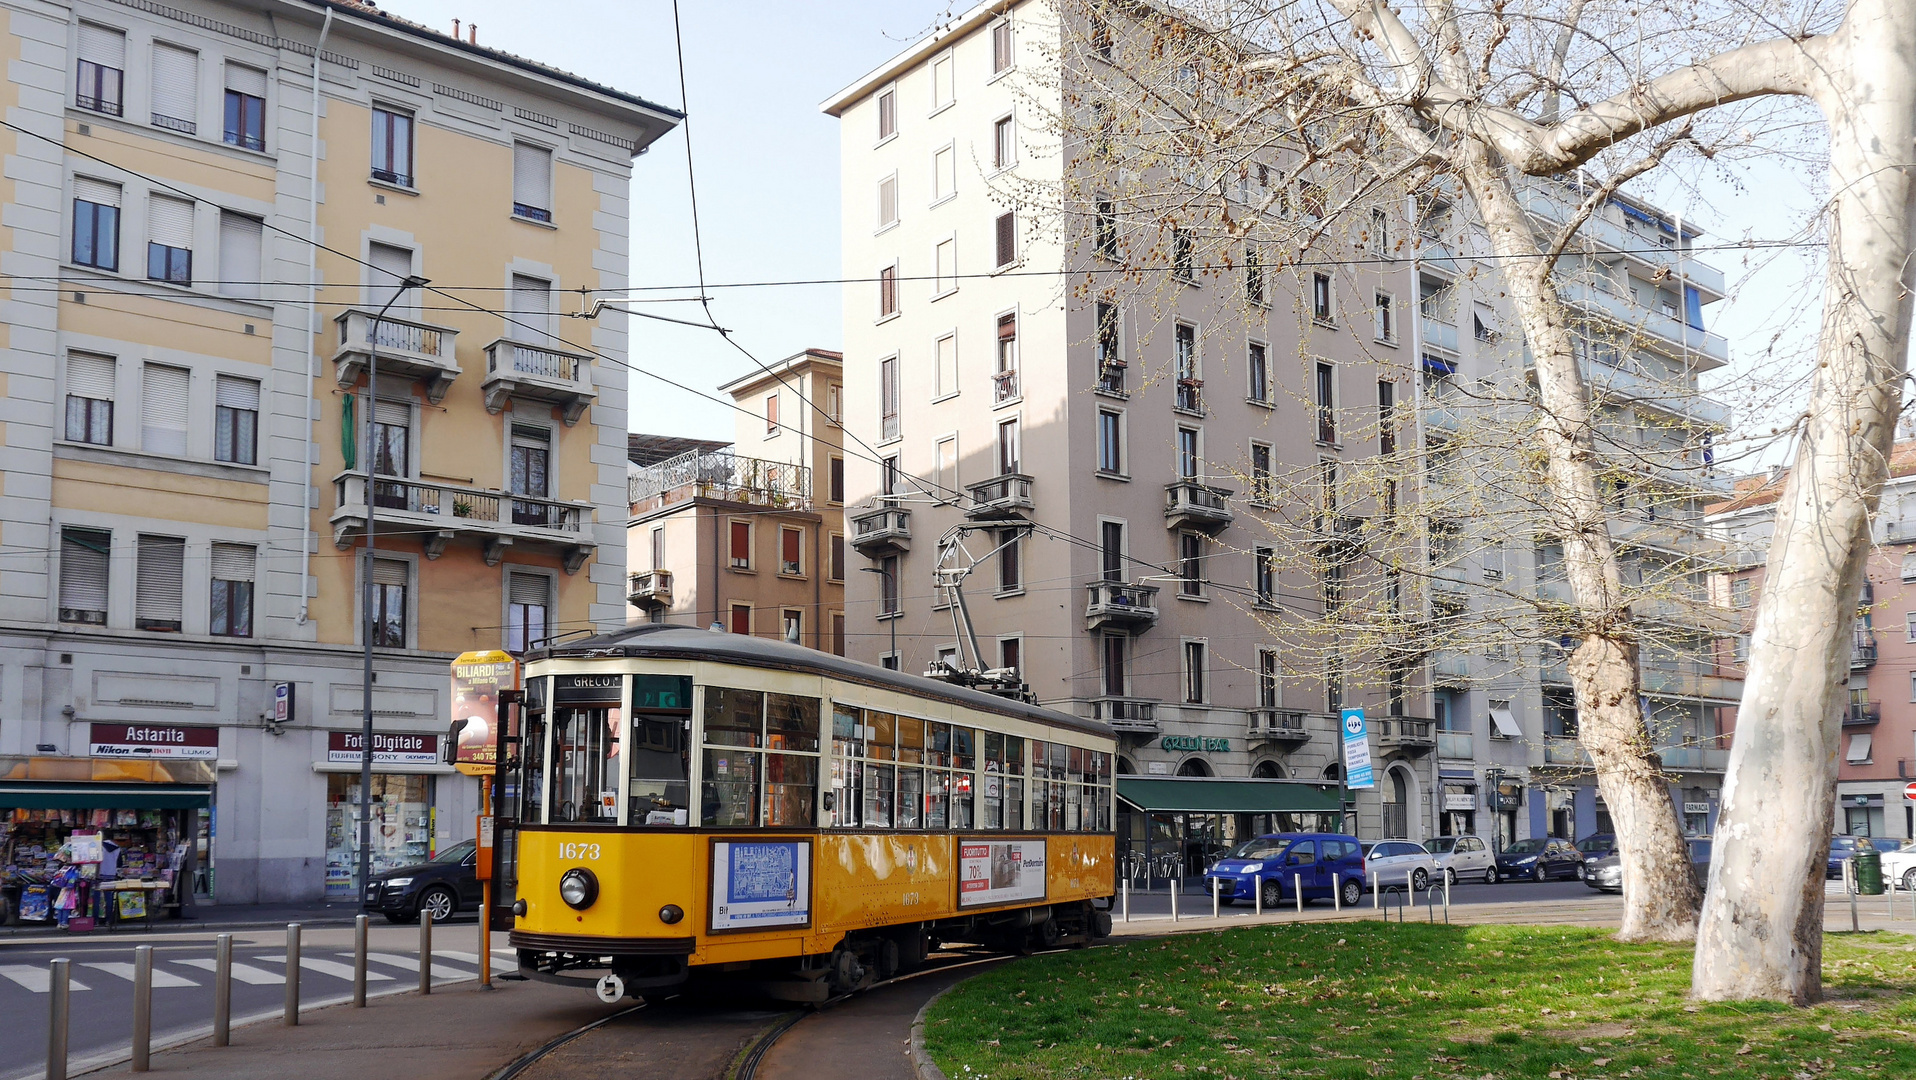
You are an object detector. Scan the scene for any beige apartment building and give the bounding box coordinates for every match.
[627,349,848,652]
[0,0,678,903]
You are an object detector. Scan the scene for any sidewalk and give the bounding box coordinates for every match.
[2,900,375,940]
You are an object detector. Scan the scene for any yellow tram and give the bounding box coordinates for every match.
[507,625,1117,1002]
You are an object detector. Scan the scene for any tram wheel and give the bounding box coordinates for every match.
[875,937,901,982]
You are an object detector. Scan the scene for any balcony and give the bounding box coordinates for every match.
[1437,731,1474,760]
[629,448,811,514]
[1092,697,1158,734]
[1844,703,1882,728]
[1163,480,1233,532]
[627,569,672,609]
[1638,662,1744,703]
[1248,708,1312,747]
[1085,581,1159,631]
[1374,715,1436,756]
[1420,317,1459,354]
[966,474,1034,520]
[1657,745,1730,773]
[331,471,593,572]
[1431,652,1470,685]
[1174,378,1205,415]
[482,337,597,425]
[1557,281,1731,367]
[848,505,911,555]
[993,368,1020,404]
[1543,736,1589,766]
[331,309,461,404]
[1853,633,1879,670]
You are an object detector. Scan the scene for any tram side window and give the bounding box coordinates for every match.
[1048,742,1068,830]
[521,679,547,825]
[1065,745,1084,831]
[1004,736,1025,831]
[702,687,763,827]
[863,711,896,829]
[896,715,924,829]
[1094,749,1113,831]
[981,732,1004,829]
[630,675,692,827]
[829,704,863,828]
[950,726,975,829]
[765,693,820,827]
[553,704,620,823]
[924,721,949,828]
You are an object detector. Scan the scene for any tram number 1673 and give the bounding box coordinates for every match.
[557,842,602,861]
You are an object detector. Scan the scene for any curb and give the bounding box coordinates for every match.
[907,981,964,1080]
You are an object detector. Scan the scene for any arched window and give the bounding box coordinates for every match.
[1252,760,1283,779]
[1176,757,1213,777]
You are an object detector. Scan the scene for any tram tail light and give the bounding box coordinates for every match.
[658,904,684,925]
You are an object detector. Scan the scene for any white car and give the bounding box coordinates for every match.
[1424,834,1498,885]
[1881,841,1916,891]
[1364,839,1441,890]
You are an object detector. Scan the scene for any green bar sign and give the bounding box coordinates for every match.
[1160,735,1230,752]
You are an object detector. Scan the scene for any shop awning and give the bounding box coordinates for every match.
[1116,777,1342,815]
[0,782,211,810]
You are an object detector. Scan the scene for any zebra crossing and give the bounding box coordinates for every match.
[0,948,520,995]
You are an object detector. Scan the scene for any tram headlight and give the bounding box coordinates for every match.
[559,868,599,910]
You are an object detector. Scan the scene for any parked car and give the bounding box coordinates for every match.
[1879,840,1916,891]
[1586,839,1711,894]
[1494,837,1583,882]
[1827,835,1876,879]
[1425,834,1497,884]
[1574,834,1617,880]
[1363,840,1441,891]
[363,838,482,924]
[1201,833,1367,908]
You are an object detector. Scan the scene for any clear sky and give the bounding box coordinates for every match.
[388,0,1820,454]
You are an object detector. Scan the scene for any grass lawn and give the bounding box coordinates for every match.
[923,924,1916,1080]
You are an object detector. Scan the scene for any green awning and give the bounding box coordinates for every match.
[1116,777,1342,815]
[0,783,211,810]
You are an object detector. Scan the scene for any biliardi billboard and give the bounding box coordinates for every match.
[450,651,519,776]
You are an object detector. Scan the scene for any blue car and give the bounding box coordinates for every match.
[1201,833,1367,908]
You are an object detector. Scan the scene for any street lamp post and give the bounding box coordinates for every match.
[860,566,897,669]
[357,274,431,912]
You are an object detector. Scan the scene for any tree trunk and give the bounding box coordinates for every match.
[1455,151,1702,940]
[1692,0,1916,1003]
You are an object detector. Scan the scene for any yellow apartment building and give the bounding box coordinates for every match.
[0,0,678,905]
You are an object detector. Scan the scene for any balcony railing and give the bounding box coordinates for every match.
[993,368,1020,404]
[966,474,1034,519]
[1844,703,1881,728]
[1374,716,1436,756]
[1543,736,1589,766]
[627,569,673,608]
[848,505,912,554]
[331,309,462,403]
[1174,379,1204,414]
[1248,708,1312,745]
[331,471,593,571]
[1092,697,1158,734]
[629,448,812,513]
[1085,581,1159,630]
[1431,652,1470,683]
[1437,731,1473,760]
[482,337,596,425]
[1657,745,1730,772]
[1164,480,1233,532]
[1853,634,1879,670]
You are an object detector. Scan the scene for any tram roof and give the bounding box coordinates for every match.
[532,625,1115,740]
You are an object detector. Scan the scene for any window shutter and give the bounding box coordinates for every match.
[511,274,553,343]
[78,23,126,67]
[371,558,407,587]
[508,571,549,606]
[367,242,414,312]
[373,399,409,427]
[147,194,194,249]
[150,43,198,127]
[209,541,255,582]
[512,142,551,210]
[66,353,116,400]
[224,62,267,98]
[218,213,262,298]
[59,529,111,616]
[215,374,259,410]
[73,177,121,207]
[134,535,186,625]
[140,363,190,456]
[781,529,800,566]
[878,175,897,227]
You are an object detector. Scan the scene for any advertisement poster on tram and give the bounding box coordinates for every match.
[450,650,519,776]
[710,840,812,932]
[957,839,1047,908]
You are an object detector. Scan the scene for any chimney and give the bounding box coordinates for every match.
[452,18,460,38]
[1767,464,1784,482]
[469,24,478,45]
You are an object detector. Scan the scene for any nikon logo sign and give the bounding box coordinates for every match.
[1160,735,1230,752]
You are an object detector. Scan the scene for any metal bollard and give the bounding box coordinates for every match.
[1444,873,1452,918]
[132,945,153,1072]
[1406,870,1413,901]
[1332,873,1341,912]
[1121,876,1130,923]
[284,923,301,1026]
[1294,873,1303,914]
[47,958,70,1080]
[1373,872,1380,910]
[1888,872,1897,922]
[1170,879,1179,923]
[213,934,232,1047]
[1255,875,1263,916]
[419,907,434,994]
[354,914,369,1007]
[1212,876,1220,919]
[1848,860,1860,933]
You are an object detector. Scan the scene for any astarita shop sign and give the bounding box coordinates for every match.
[1160,735,1230,753]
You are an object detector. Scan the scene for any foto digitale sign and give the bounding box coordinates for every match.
[450,651,519,777]
[89,723,218,760]
[326,730,438,766]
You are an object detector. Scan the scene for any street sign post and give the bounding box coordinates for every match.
[1339,708,1374,836]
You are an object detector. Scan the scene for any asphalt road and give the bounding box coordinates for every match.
[0,920,509,1080]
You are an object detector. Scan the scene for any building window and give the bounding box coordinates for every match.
[1176,427,1199,480]
[1097,409,1123,474]
[1245,244,1264,305]
[729,520,752,570]
[878,173,899,229]
[59,527,111,625]
[368,558,408,647]
[832,613,847,656]
[1299,180,1327,219]
[877,85,896,140]
[372,106,415,186]
[72,178,121,271]
[146,194,194,285]
[133,534,185,632]
[223,63,267,150]
[879,554,901,616]
[991,18,1013,73]
[218,212,263,299]
[879,263,899,317]
[1319,457,1340,516]
[997,417,1021,475]
[830,457,845,503]
[1248,342,1269,404]
[999,636,1022,674]
[935,334,958,399]
[512,142,553,222]
[1174,324,1200,411]
[1315,362,1337,443]
[1378,380,1397,456]
[1101,521,1125,582]
[141,363,189,457]
[1473,303,1503,342]
[150,42,198,133]
[506,571,550,654]
[1375,292,1396,342]
[1172,228,1193,281]
[765,392,780,433]
[1184,641,1207,704]
[650,526,665,570]
[829,533,846,581]
[935,236,957,293]
[76,24,125,116]
[934,436,958,499]
[780,527,803,576]
[1312,272,1334,322]
[208,542,254,637]
[1178,532,1203,597]
[931,51,954,110]
[879,355,900,440]
[997,529,1021,592]
[881,455,900,500]
[1250,442,1272,503]
[932,143,956,203]
[1326,660,1344,711]
[1257,648,1280,707]
[1094,196,1117,260]
[1370,206,1390,251]
[1103,633,1128,696]
[1096,301,1124,393]
[214,375,259,465]
[995,211,1017,268]
[782,609,803,644]
[995,313,1019,402]
[729,602,752,635]
[993,115,1016,169]
[1732,577,1755,605]
[64,353,115,445]
[1255,546,1276,604]
[509,425,552,524]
